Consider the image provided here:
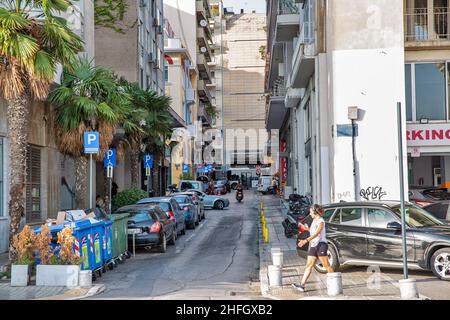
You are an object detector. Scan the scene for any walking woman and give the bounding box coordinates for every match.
[292,204,333,292]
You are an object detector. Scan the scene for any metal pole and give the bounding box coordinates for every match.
[108,177,112,214]
[397,102,408,279]
[89,153,93,208]
[352,119,357,201]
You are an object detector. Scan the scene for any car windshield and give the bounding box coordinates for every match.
[116,209,153,223]
[392,204,444,228]
[146,202,170,212]
[422,189,450,200]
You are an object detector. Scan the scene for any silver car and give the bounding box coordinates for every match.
[186,189,230,210]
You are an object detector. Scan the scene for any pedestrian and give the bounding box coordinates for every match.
[95,195,105,211]
[292,204,333,292]
[111,181,118,197]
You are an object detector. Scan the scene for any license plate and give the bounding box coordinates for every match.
[128,228,142,235]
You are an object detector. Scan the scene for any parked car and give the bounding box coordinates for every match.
[172,194,199,229]
[297,201,450,280]
[136,197,186,236]
[409,187,450,207]
[186,189,230,210]
[257,176,272,194]
[179,180,204,192]
[196,175,210,191]
[423,201,450,223]
[174,191,206,221]
[114,205,177,253]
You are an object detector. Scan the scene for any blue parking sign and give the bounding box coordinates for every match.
[144,154,153,169]
[84,132,99,154]
[103,149,116,168]
[183,164,189,173]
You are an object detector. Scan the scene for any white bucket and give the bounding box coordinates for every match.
[268,265,282,287]
[399,278,419,299]
[79,270,92,288]
[272,251,283,267]
[327,272,343,296]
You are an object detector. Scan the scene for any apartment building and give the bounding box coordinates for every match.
[164,0,217,175]
[266,0,408,203]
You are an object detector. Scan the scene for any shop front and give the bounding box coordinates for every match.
[407,123,450,188]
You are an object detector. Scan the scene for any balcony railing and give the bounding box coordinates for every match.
[278,0,300,15]
[405,7,450,41]
[272,77,287,97]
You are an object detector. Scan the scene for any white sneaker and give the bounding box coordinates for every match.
[291,283,305,292]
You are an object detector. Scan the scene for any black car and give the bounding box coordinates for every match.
[114,205,177,253]
[297,201,450,280]
[136,197,186,236]
[424,201,450,222]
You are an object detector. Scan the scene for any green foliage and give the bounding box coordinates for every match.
[205,103,219,120]
[259,45,266,60]
[180,172,194,180]
[112,188,148,212]
[94,0,134,34]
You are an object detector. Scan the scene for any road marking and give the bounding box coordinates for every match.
[175,220,207,254]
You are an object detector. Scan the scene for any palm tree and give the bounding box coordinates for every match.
[0,1,83,257]
[49,57,131,208]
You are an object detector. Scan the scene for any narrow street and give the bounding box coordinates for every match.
[87,191,264,300]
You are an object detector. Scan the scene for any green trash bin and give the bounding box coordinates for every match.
[108,213,130,260]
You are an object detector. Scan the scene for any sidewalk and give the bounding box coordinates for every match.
[257,194,428,300]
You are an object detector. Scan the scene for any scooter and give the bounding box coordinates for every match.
[236,189,244,202]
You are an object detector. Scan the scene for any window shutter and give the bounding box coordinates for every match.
[26,145,41,222]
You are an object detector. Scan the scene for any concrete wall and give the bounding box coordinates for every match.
[326,0,407,202]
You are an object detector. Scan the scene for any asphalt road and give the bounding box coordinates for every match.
[88,190,264,300]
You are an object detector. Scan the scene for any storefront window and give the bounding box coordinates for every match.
[405,64,413,121]
[415,63,446,120]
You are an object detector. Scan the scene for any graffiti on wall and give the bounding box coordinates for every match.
[359,186,387,201]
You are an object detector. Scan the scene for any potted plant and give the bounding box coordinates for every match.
[36,225,81,287]
[10,226,37,286]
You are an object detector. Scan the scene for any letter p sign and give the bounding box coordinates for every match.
[84,132,100,154]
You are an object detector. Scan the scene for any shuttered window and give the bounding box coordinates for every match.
[26,145,41,222]
[0,138,3,217]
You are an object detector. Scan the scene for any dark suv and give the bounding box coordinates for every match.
[298,201,450,280]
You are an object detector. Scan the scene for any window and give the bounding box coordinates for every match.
[323,209,335,221]
[164,65,169,81]
[155,208,167,221]
[26,145,41,222]
[367,208,398,229]
[0,138,3,217]
[331,208,363,226]
[405,64,413,121]
[415,63,446,120]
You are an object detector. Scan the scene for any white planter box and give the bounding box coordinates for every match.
[36,265,80,287]
[11,264,31,287]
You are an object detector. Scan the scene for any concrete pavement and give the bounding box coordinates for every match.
[87,190,265,300]
[258,194,450,300]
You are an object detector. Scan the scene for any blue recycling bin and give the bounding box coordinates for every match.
[71,220,95,271]
[89,220,105,271]
[103,220,114,265]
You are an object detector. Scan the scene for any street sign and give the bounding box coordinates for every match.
[144,154,153,169]
[183,164,189,173]
[103,148,117,168]
[84,132,100,154]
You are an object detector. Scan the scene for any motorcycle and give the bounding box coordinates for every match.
[236,189,244,202]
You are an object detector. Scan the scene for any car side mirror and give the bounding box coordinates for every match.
[387,222,402,230]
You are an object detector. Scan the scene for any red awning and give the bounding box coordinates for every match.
[164,54,174,65]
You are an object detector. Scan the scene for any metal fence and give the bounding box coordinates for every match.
[405,7,450,41]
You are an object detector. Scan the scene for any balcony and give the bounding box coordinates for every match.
[266,78,288,130]
[197,53,212,82]
[197,26,213,61]
[196,0,212,22]
[197,80,213,104]
[275,0,300,42]
[198,104,213,128]
[405,7,450,48]
[289,22,315,89]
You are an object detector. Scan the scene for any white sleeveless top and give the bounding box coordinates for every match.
[309,217,327,247]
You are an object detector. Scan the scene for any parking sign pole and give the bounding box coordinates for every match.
[397,102,408,279]
[89,153,93,209]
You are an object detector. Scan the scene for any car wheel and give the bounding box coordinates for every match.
[430,248,450,280]
[160,234,167,253]
[169,230,176,245]
[314,245,340,274]
[215,200,225,210]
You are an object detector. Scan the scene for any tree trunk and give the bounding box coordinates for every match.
[7,92,30,263]
[74,156,88,209]
[130,148,140,189]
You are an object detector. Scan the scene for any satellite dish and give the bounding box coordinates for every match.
[200,19,208,27]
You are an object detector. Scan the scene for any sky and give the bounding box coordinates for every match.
[222,0,266,14]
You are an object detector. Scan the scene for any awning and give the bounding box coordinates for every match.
[266,96,288,130]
